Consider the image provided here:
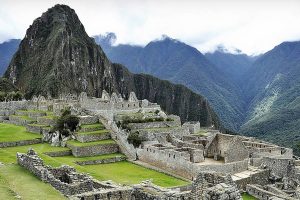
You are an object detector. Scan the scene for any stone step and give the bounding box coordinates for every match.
[67,139,119,157]
[8,115,36,126]
[26,123,49,134]
[15,110,47,118]
[75,130,111,142]
[79,123,105,132]
[37,115,56,126]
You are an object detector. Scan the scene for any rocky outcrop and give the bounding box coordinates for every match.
[4,4,219,127]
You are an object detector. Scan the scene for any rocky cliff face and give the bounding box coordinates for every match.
[4,4,219,127]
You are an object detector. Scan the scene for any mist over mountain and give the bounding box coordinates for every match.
[4,4,219,127]
[0,39,21,76]
[95,33,247,131]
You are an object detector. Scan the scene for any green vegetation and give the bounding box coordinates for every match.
[82,161,188,187]
[0,91,23,102]
[127,131,145,148]
[242,193,257,200]
[81,123,104,129]
[0,123,41,142]
[76,129,109,135]
[0,164,66,200]
[18,109,47,114]
[67,139,116,147]
[52,109,79,136]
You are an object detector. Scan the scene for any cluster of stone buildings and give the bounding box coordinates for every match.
[1,90,300,199]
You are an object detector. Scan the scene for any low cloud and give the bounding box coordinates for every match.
[0,0,300,55]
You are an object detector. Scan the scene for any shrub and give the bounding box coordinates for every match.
[127,131,145,148]
[52,108,79,134]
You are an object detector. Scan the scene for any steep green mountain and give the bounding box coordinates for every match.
[0,39,20,76]
[4,4,219,127]
[0,78,18,92]
[241,41,300,154]
[205,48,256,83]
[95,34,246,131]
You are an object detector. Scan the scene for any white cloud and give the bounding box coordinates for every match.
[0,0,300,55]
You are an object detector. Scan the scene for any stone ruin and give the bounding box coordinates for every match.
[2,90,299,199]
[17,149,242,200]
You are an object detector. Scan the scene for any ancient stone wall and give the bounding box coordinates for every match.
[75,132,111,143]
[128,120,179,130]
[206,134,249,163]
[262,157,296,178]
[37,117,56,126]
[234,169,270,190]
[191,172,242,200]
[68,143,119,157]
[137,145,249,180]
[75,156,126,166]
[44,150,72,157]
[0,100,28,111]
[0,138,42,148]
[79,115,99,125]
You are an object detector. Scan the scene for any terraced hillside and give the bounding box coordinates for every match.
[0,110,189,199]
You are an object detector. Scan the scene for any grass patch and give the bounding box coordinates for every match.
[28,124,48,127]
[0,123,41,142]
[0,143,188,188]
[18,109,46,114]
[81,123,104,129]
[39,115,56,119]
[67,139,116,147]
[81,161,189,187]
[76,129,109,135]
[0,164,66,200]
[242,193,257,200]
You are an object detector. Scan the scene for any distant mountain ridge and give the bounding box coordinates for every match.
[95,33,249,131]
[0,39,21,76]
[3,4,219,128]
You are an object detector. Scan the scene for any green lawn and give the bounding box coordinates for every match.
[81,123,104,129]
[0,123,41,142]
[242,193,257,200]
[67,139,116,147]
[76,129,109,135]
[0,164,66,200]
[0,143,189,187]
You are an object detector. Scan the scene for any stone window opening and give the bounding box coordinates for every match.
[128,104,130,107]
[147,148,148,151]
[173,155,175,159]
[169,154,171,158]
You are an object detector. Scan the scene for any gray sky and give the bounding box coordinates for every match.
[0,0,300,55]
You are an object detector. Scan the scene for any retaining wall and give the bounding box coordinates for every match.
[0,138,42,148]
[68,143,119,157]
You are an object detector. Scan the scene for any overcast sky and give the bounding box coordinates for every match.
[0,0,300,55]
